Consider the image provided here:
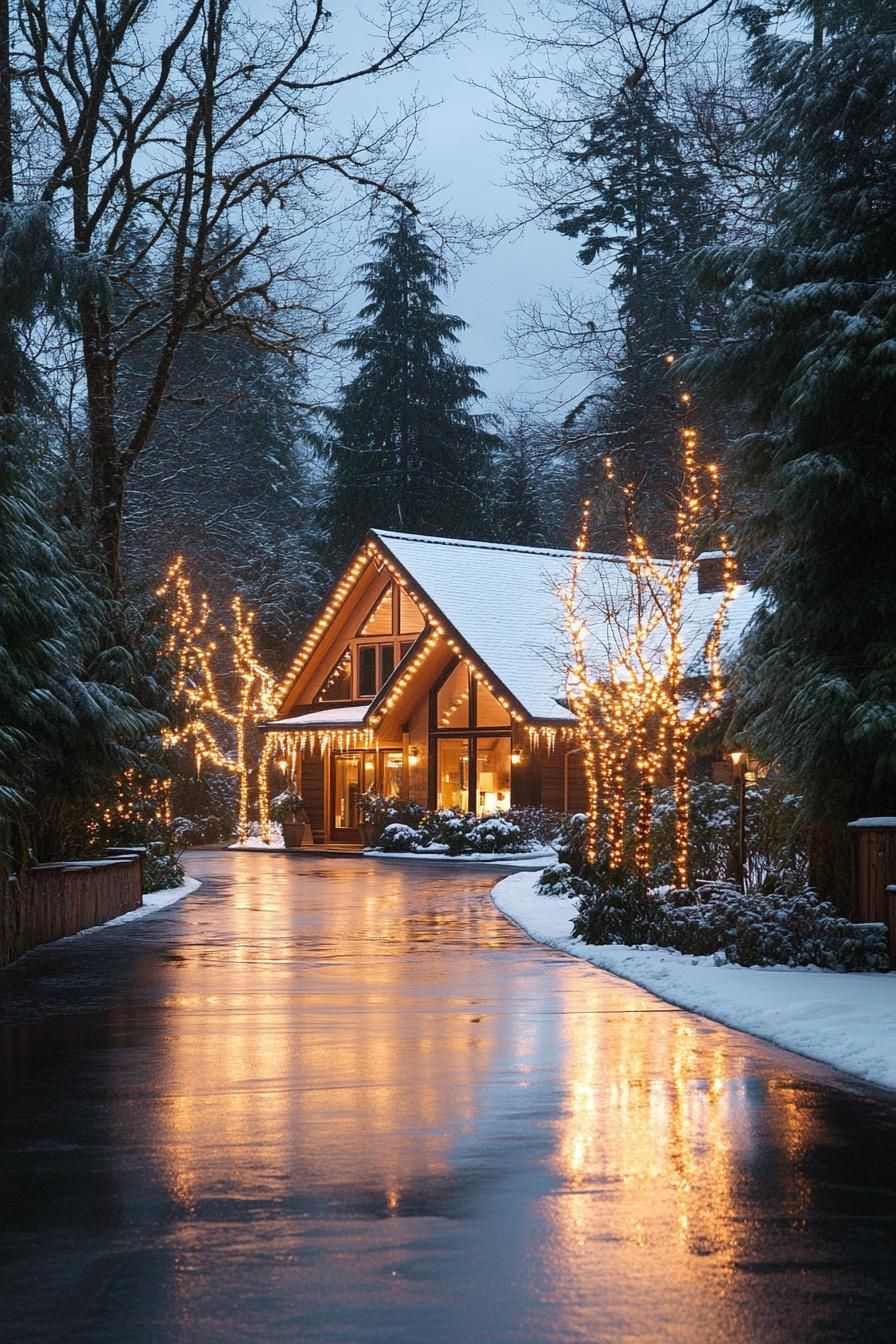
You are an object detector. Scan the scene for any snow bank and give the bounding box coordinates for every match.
[229,837,286,851]
[492,870,896,1092]
[367,847,555,869]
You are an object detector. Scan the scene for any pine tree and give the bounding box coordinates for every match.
[556,85,723,536]
[686,1,896,896]
[324,209,500,558]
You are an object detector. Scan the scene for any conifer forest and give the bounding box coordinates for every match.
[1,0,895,906]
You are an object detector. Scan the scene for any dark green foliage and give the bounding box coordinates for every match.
[142,841,185,895]
[556,85,723,528]
[324,209,501,559]
[568,877,889,971]
[0,204,165,872]
[685,2,896,827]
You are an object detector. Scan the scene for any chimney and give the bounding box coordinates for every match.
[697,550,738,594]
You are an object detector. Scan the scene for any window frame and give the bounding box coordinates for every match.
[314,581,424,704]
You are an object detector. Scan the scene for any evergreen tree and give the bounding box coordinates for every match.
[0,202,163,904]
[556,85,723,537]
[687,1,896,894]
[324,209,501,558]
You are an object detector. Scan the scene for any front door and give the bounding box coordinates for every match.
[331,751,376,840]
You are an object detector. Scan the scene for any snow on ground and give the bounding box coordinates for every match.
[492,870,896,1093]
[229,837,286,851]
[366,847,555,869]
[64,877,201,940]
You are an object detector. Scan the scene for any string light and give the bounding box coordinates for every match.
[157,559,278,844]
[560,414,738,884]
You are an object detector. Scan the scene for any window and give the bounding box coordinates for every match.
[361,588,393,635]
[437,738,469,811]
[314,581,427,703]
[358,644,377,698]
[476,681,511,727]
[318,648,352,701]
[383,750,404,797]
[400,588,425,634]
[436,660,470,728]
[474,737,511,814]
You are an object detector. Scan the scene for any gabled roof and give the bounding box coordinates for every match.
[269,529,763,730]
[371,530,762,724]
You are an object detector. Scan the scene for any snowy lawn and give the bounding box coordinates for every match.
[493,870,896,1092]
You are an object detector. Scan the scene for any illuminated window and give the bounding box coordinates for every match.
[475,680,511,726]
[399,588,425,634]
[317,647,351,701]
[438,739,469,810]
[383,750,404,797]
[475,737,511,815]
[360,588,393,635]
[436,661,470,728]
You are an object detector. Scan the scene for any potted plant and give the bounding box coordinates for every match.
[270,789,307,848]
[358,789,392,847]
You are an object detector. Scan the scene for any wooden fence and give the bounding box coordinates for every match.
[1,855,142,966]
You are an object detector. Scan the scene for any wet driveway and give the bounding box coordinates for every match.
[2,850,896,1343]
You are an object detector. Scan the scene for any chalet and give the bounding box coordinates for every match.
[264,530,760,846]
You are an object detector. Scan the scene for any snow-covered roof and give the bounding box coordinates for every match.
[269,704,369,730]
[373,530,762,724]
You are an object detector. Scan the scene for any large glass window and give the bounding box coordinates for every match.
[436,661,470,728]
[476,681,511,727]
[437,738,469,811]
[474,737,511,815]
[383,750,404,798]
[361,588,393,635]
[399,588,425,634]
[334,753,362,830]
[318,648,352,701]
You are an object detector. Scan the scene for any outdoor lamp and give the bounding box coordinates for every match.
[510,749,522,766]
[408,745,419,764]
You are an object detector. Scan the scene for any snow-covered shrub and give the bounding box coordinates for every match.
[571,877,888,971]
[538,862,594,900]
[555,813,590,874]
[419,808,472,855]
[466,816,522,853]
[649,779,809,890]
[504,807,562,847]
[378,823,421,853]
[269,790,304,823]
[142,842,184,894]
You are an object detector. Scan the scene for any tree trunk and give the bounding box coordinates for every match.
[82,296,125,591]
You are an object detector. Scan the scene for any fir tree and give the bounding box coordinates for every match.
[324,209,500,558]
[686,1,896,896]
[557,85,722,536]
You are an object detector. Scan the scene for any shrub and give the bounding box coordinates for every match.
[570,875,888,971]
[466,816,522,853]
[142,841,185,894]
[418,808,473,855]
[378,823,421,853]
[555,813,589,874]
[537,862,594,900]
[504,807,562,847]
[269,790,304,824]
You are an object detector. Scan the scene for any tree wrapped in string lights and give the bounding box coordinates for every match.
[561,410,738,886]
[157,558,278,843]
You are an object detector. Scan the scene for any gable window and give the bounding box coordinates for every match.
[314,581,426,703]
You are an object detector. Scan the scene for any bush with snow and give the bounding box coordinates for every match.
[378,823,422,853]
[565,876,888,971]
[466,816,522,853]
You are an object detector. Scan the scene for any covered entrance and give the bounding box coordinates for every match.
[330,747,405,841]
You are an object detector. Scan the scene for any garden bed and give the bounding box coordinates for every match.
[492,870,896,1092]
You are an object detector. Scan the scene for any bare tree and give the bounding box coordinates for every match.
[11,0,474,590]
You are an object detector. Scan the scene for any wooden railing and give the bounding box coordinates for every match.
[1,855,142,966]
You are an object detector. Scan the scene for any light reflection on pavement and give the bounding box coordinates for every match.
[2,850,896,1344]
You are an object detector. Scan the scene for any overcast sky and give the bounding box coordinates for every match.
[330,2,595,411]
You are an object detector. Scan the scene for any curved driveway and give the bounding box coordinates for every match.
[2,850,896,1343]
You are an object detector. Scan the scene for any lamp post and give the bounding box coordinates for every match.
[729,751,746,891]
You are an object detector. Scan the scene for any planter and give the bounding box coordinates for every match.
[282,818,309,849]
